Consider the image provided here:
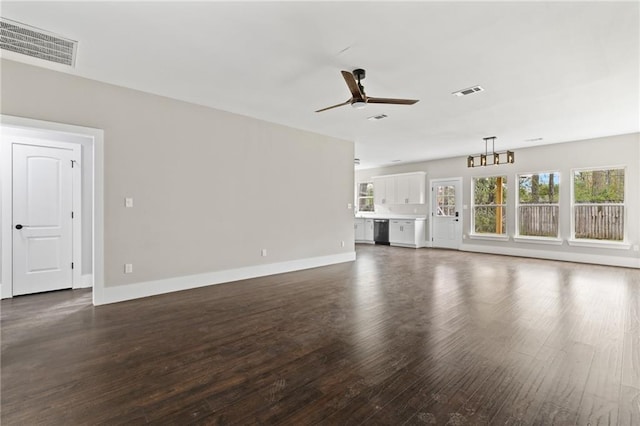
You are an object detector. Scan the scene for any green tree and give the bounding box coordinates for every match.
[574,169,624,203]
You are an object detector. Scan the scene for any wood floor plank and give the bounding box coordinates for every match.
[576,394,620,426]
[1,245,639,424]
[618,385,640,425]
[486,349,556,424]
[622,329,640,389]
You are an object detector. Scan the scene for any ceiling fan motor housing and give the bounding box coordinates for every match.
[353,68,366,80]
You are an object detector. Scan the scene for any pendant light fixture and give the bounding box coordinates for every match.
[467,136,514,168]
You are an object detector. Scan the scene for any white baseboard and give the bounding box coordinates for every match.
[75,274,93,289]
[94,251,356,306]
[390,243,420,248]
[460,243,640,269]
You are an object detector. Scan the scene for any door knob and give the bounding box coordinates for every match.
[15,224,24,229]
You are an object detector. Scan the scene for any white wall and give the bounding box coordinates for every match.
[358,133,640,267]
[1,59,355,302]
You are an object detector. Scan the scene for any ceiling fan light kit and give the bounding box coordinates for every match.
[315,68,419,113]
[467,137,515,168]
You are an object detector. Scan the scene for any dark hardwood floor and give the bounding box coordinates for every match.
[2,245,639,425]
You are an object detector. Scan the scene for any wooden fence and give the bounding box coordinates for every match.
[519,205,558,237]
[519,204,624,240]
[574,204,624,241]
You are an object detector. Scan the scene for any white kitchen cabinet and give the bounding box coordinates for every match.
[373,172,425,206]
[400,220,415,245]
[389,220,403,244]
[364,219,374,243]
[373,176,395,205]
[389,219,426,248]
[396,173,425,204]
[354,218,365,242]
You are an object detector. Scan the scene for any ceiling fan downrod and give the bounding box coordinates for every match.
[353,68,366,94]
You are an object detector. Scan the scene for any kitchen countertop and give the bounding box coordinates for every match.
[355,213,427,220]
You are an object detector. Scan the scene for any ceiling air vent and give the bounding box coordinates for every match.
[0,17,77,67]
[452,85,484,97]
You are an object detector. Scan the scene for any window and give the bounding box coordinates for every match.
[518,172,560,238]
[472,176,507,235]
[572,168,625,241]
[435,185,456,216]
[357,182,374,212]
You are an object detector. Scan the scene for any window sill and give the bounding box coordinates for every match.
[513,236,563,245]
[469,234,509,241]
[567,239,631,250]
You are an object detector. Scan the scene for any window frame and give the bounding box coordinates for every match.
[569,165,629,248]
[435,184,457,217]
[356,181,374,213]
[470,174,508,239]
[515,170,562,242]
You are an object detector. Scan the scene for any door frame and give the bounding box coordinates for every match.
[12,139,82,293]
[429,177,463,249]
[1,115,104,304]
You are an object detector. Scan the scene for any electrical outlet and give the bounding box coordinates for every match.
[347,203,352,209]
[341,240,345,247]
[124,263,133,273]
[261,249,267,257]
[125,197,134,208]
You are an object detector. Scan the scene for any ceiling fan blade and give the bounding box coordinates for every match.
[341,70,364,100]
[315,100,351,113]
[366,97,419,105]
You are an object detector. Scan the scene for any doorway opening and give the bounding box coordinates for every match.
[1,115,104,304]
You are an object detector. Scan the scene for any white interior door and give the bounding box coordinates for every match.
[431,178,462,249]
[13,143,76,295]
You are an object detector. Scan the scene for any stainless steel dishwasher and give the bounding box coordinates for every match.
[373,219,390,245]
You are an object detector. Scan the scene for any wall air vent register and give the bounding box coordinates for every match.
[0,17,77,67]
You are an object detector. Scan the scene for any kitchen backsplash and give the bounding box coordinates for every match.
[372,204,429,216]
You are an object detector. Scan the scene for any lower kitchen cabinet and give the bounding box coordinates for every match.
[355,218,375,243]
[354,218,365,242]
[389,219,426,248]
[364,219,374,242]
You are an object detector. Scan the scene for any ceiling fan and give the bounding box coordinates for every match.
[315,68,419,113]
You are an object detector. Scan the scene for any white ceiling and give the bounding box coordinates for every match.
[2,1,639,169]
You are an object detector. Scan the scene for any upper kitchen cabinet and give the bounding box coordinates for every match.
[372,175,395,205]
[373,172,426,205]
[395,172,426,204]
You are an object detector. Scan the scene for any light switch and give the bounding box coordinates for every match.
[124,263,133,273]
[125,197,134,208]
[347,203,352,209]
